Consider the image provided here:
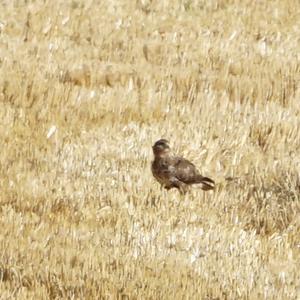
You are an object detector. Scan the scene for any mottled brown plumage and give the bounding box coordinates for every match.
[151,139,215,194]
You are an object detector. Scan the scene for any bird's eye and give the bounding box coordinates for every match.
[153,141,169,150]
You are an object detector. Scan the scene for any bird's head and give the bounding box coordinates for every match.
[152,139,170,157]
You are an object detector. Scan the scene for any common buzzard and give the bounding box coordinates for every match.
[151,139,215,194]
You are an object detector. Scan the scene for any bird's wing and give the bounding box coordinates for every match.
[171,156,200,184]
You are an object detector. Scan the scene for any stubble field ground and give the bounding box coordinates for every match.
[0,0,299,299]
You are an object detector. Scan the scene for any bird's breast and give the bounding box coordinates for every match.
[151,159,172,185]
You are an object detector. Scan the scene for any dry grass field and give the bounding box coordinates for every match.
[0,0,300,299]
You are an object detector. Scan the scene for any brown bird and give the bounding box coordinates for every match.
[151,139,215,194]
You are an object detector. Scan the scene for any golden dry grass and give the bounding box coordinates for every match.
[0,0,300,299]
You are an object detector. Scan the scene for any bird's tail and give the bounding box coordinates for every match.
[195,175,215,191]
